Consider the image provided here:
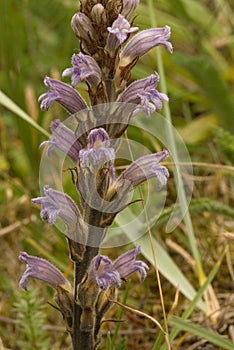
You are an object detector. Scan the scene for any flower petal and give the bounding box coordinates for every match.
[62,53,101,88]
[19,252,69,290]
[107,14,138,48]
[117,150,169,189]
[32,185,87,243]
[40,119,82,163]
[38,76,87,114]
[119,26,172,70]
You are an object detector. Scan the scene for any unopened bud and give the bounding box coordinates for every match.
[71,12,97,43]
[91,4,107,26]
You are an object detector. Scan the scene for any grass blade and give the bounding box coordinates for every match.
[115,209,206,312]
[0,90,49,137]
[169,316,234,350]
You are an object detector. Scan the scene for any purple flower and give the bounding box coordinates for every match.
[62,53,102,88]
[119,26,173,67]
[40,119,82,163]
[32,185,87,243]
[79,128,115,183]
[19,252,70,290]
[117,150,169,190]
[119,73,169,116]
[38,76,87,114]
[121,0,139,21]
[87,245,149,290]
[106,14,138,51]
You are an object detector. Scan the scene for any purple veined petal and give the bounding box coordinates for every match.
[117,150,169,188]
[107,14,138,48]
[96,270,121,290]
[88,128,110,148]
[118,73,169,116]
[19,252,69,290]
[112,245,149,280]
[40,119,82,163]
[86,246,148,291]
[119,73,159,103]
[79,147,115,171]
[120,26,173,66]
[121,0,139,21]
[38,76,87,114]
[79,128,115,183]
[88,255,121,290]
[62,53,102,88]
[135,96,156,117]
[32,185,87,242]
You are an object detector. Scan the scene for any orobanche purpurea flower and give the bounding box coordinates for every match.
[19,0,172,348]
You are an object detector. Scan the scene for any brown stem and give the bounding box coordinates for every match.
[71,246,99,350]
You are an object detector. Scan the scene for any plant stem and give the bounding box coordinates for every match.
[71,246,99,350]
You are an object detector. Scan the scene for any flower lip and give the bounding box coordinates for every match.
[118,73,169,117]
[107,14,138,45]
[62,52,102,88]
[86,245,149,291]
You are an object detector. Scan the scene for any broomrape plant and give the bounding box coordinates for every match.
[19,1,172,349]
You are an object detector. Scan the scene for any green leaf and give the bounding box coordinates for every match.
[106,332,112,350]
[170,316,234,350]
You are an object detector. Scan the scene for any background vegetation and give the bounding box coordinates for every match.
[0,0,234,349]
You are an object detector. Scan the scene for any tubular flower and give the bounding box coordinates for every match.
[86,245,149,290]
[40,119,82,163]
[79,128,115,181]
[117,150,169,190]
[62,52,102,88]
[77,129,115,208]
[119,26,173,68]
[38,76,87,114]
[119,73,169,116]
[106,14,138,50]
[32,185,87,244]
[19,252,70,290]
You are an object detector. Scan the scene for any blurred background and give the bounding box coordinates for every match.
[0,0,234,349]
